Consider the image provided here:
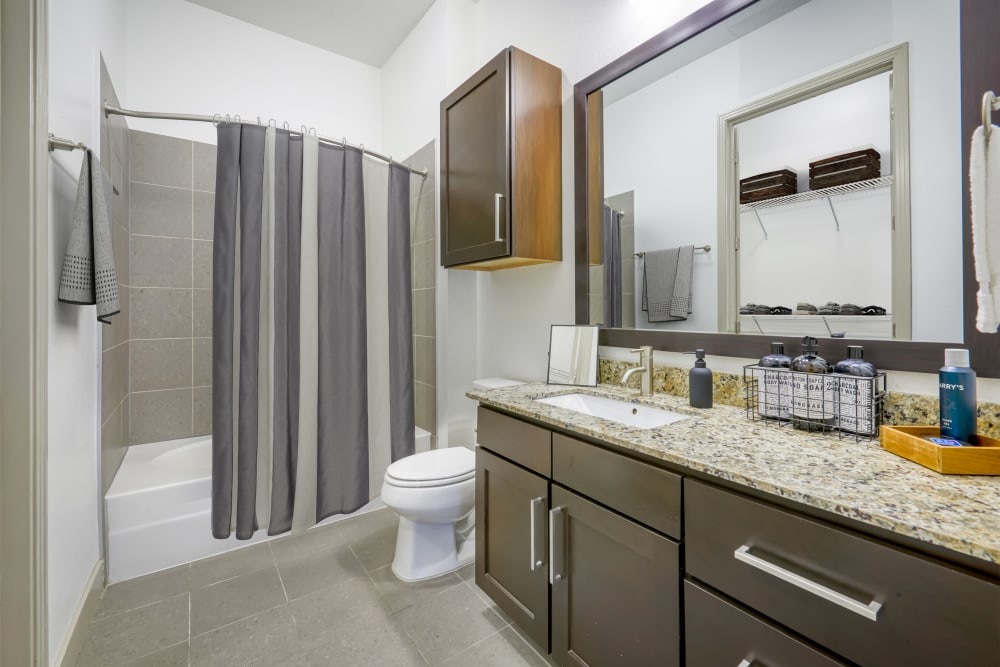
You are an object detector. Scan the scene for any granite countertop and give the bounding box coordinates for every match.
[467,382,1000,566]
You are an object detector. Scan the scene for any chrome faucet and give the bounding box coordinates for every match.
[621,346,654,396]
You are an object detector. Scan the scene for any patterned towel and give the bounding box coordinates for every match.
[58,150,119,324]
[641,246,693,322]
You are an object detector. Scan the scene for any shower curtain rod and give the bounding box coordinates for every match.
[103,101,428,179]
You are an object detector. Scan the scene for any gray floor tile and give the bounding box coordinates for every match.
[190,604,300,667]
[348,516,399,573]
[190,542,274,589]
[95,565,189,620]
[509,623,559,667]
[190,566,285,635]
[395,581,507,665]
[269,521,352,563]
[276,538,368,601]
[125,641,189,667]
[369,564,463,614]
[456,564,474,583]
[442,626,549,667]
[78,593,189,666]
[464,579,514,625]
[288,577,387,652]
[303,612,427,667]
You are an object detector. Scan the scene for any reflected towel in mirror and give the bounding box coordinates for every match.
[971,124,1000,333]
[641,246,693,323]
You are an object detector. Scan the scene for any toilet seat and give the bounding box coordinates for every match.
[384,447,475,489]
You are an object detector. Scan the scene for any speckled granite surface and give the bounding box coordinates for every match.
[468,382,1000,565]
[599,359,1000,438]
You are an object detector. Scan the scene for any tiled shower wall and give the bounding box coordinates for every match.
[406,141,437,438]
[127,134,437,445]
[128,130,216,445]
[99,58,131,490]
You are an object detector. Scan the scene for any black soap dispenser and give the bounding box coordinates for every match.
[688,349,713,408]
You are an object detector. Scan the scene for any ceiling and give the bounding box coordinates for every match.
[185,0,437,67]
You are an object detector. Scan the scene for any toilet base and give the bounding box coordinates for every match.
[390,513,475,582]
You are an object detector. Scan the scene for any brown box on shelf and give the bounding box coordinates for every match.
[880,425,1000,475]
[739,169,797,204]
[808,148,881,189]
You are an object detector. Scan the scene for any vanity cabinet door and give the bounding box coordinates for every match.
[476,447,550,650]
[550,484,680,667]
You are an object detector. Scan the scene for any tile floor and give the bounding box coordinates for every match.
[77,508,555,666]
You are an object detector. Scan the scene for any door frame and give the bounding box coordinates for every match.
[1,0,50,664]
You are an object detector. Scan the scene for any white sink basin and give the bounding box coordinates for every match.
[536,393,688,429]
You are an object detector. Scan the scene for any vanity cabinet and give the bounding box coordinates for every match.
[440,47,562,270]
[475,407,682,665]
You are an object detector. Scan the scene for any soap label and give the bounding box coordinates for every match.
[756,368,792,419]
[836,376,877,435]
[791,373,837,424]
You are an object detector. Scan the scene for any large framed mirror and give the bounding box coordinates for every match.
[574,0,1000,377]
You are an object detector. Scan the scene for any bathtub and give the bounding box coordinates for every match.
[106,427,432,582]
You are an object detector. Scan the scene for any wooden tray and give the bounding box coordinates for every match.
[880,425,1000,475]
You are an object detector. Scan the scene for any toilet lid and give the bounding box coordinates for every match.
[385,447,475,487]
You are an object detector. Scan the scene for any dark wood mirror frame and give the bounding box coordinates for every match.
[574,0,1000,378]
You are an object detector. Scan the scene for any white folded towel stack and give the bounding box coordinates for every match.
[971,125,1000,333]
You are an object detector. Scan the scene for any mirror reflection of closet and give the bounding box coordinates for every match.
[734,70,899,340]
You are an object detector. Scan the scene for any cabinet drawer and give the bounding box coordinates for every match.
[685,480,1000,667]
[553,433,681,538]
[477,407,551,476]
[685,580,845,667]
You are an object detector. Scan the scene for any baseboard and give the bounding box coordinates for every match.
[52,560,103,667]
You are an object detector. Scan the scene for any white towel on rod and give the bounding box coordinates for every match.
[971,125,1000,333]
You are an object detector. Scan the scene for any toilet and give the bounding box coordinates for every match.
[381,377,524,582]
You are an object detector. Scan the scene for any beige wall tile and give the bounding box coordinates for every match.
[412,288,435,337]
[193,386,212,436]
[193,289,212,337]
[193,191,215,240]
[193,142,217,192]
[131,339,193,392]
[130,388,193,445]
[132,287,192,339]
[131,235,192,288]
[413,335,435,386]
[193,240,212,288]
[130,130,192,189]
[130,183,193,238]
[193,338,212,387]
[415,381,435,434]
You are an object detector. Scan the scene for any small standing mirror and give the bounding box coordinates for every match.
[547,325,599,386]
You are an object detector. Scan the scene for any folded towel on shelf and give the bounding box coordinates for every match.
[795,302,817,315]
[818,302,840,315]
[769,305,792,315]
[641,246,694,322]
[839,303,863,315]
[58,149,119,324]
[971,125,1000,332]
[739,303,756,315]
[862,305,887,315]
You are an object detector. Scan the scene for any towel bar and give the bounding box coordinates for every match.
[635,245,710,258]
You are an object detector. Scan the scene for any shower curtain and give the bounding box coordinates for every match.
[211,123,414,540]
[603,204,623,328]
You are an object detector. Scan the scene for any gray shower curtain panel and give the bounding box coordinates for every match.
[212,123,414,540]
[603,205,623,328]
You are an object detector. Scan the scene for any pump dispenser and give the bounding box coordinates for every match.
[758,342,792,419]
[688,349,713,408]
[790,336,835,431]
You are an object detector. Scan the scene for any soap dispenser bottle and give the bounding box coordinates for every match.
[833,345,878,435]
[757,342,792,420]
[688,349,713,408]
[790,336,835,431]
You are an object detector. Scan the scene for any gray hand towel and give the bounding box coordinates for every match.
[641,245,694,322]
[58,150,119,324]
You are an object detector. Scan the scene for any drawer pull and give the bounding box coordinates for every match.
[737,661,753,667]
[529,497,545,571]
[550,506,565,584]
[734,545,882,621]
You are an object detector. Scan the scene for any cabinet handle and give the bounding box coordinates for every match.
[494,193,504,242]
[549,506,565,584]
[529,497,545,571]
[736,660,753,667]
[734,545,882,621]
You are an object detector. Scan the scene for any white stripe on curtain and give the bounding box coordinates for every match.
[256,126,276,529]
[292,135,320,532]
[363,159,392,498]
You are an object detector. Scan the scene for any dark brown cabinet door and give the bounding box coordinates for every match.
[440,50,510,267]
[475,447,549,650]
[550,484,680,667]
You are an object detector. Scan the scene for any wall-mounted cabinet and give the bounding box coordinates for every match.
[440,47,562,270]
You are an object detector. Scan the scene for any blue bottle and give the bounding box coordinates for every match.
[939,349,977,443]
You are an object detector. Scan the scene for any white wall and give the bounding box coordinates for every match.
[604,0,961,341]
[47,0,127,660]
[123,0,383,146]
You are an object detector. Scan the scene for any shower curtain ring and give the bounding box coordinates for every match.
[283,121,290,130]
[212,113,221,126]
[309,127,317,135]
[268,118,277,128]
[234,114,241,123]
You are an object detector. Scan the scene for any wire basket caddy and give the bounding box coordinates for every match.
[743,365,887,440]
